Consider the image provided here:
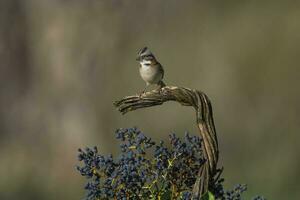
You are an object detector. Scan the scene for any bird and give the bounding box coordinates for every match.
[136,47,166,95]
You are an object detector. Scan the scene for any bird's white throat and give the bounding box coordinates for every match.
[140,60,152,66]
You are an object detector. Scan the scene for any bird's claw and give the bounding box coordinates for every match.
[138,91,145,98]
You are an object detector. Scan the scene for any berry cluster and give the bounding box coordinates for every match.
[76,127,265,200]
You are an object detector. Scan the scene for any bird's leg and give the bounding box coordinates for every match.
[139,84,149,97]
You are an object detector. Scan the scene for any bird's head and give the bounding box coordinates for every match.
[136,47,156,63]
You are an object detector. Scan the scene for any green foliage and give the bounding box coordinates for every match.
[201,191,215,200]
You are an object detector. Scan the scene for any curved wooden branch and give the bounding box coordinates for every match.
[114,86,220,199]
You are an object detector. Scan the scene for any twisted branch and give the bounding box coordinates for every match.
[114,86,220,199]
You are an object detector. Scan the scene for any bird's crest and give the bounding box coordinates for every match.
[138,47,153,57]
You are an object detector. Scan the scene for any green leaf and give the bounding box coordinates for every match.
[150,190,172,200]
[161,190,171,200]
[201,191,215,200]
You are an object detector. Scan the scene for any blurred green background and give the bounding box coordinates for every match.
[0,0,299,199]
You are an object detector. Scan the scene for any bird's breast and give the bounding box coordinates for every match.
[139,64,161,84]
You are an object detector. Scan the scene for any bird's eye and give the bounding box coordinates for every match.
[144,55,153,60]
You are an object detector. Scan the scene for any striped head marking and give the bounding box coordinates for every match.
[136,47,155,61]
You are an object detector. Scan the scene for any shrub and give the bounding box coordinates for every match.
[77,127,265,200]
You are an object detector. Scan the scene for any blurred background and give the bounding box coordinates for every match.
[0,0,299,199]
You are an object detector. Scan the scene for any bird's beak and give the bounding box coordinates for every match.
[136,56,140,61]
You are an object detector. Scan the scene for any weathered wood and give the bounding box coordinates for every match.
[114,86,220,199]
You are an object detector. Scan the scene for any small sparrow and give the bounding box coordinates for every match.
[136,47,166,94]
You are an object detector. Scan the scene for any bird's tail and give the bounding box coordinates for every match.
[159,80,166,88]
